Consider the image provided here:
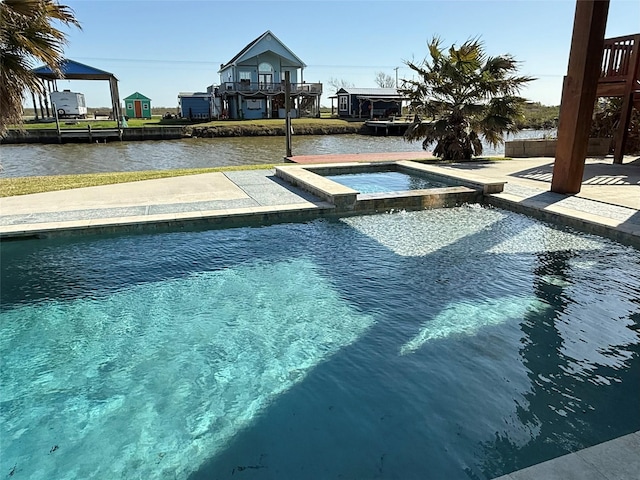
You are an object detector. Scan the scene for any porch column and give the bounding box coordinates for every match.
[551,0,609,194]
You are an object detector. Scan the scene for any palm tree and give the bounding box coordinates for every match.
[0,0,80,134]
[401,37,534,160]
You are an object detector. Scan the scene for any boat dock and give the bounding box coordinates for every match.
[365,118,414,135]
[286,151,435,164]
[1,126,186,144]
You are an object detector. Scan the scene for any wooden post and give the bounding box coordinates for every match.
[551,0,609,194]
[285,71,292,158]
[31,92,39,120]
[53,102,61,143]
[43,80,51,118]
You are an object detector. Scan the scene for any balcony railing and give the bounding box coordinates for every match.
[600,34,640,82]
[222,81,322,95]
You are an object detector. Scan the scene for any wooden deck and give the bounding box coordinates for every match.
[364,120,413,135]
[285,151,434,164]
[596,33,640,163]
[597,33,640,100]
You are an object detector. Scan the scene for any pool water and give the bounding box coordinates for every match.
[1,205,639,480]
[324,170,452,193]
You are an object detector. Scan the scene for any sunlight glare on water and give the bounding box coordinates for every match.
[0,258,375,479]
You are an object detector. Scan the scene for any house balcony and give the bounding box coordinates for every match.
[222,81,323,96]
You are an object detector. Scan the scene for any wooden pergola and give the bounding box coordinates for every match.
[552,0,639,194]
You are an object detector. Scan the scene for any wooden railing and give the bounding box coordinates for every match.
[222,82,322,95]
[600,34,640,82]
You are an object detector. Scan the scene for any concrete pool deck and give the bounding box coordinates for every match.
[493,430,640,480]
[0,154,638,477]
[1,155,638,245]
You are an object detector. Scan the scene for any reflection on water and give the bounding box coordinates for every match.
[0,130,552,178]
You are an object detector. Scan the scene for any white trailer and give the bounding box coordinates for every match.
[50,90,88,118]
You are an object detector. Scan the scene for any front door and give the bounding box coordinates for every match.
[259,73,273,90]
[272,94,284,118]
[134,100,142,118]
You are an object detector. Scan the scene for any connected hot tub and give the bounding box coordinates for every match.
[275,160,505,213]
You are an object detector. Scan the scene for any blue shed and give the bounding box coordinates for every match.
[178,92,215,120]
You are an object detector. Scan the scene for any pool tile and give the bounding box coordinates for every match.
[507,453,606,480]
[576,432,640,480]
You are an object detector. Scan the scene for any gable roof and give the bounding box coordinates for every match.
[218,30,306,72]
[124,92,151,101]
[32,59,117,80]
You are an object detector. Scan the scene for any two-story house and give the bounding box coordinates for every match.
[218,31,322,120]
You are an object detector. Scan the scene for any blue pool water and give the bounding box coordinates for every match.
[1,205,639,480]
[324,170,452,193]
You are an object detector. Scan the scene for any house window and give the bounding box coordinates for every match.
[259,62,273,74]
[127,103,133,109]
[258,63,273,88]
[143,103,149,109]
[338,96,348,111]
[239,71,251,81]
[246,99,263,110]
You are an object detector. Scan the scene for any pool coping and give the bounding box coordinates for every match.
[492,430,640,480]
[0,202,336,239]
[275,160,505,212]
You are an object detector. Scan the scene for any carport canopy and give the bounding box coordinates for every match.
[31,59,122,122]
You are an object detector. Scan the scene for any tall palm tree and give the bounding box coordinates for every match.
[401,37,534,160]
[0,0,80,134]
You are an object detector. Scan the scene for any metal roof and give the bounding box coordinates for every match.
[124,92,151,101]
[336,88,402,97]
[31,59,117,81]
[178,92,212,97]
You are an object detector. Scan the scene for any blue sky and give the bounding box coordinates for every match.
[41,0,640,108]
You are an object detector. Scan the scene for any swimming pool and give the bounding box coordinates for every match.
[1,205,639,479]
[324,169,452,193]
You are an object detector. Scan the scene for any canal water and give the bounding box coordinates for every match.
[0,130,551,178]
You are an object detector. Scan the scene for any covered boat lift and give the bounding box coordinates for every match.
[30,59,123,134]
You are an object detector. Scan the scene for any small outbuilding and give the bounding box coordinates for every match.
[335,88,404,119]
[124,92,152,119]
[178,92,222,120]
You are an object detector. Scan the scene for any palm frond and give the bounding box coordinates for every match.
[0,0,81,134]
[402,34,533,159]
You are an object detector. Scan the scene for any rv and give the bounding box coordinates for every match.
[50,90,87,118]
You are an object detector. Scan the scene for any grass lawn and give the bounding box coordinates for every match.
[14,117,359,130]
[1,157,512,197]
[0,164,282,197]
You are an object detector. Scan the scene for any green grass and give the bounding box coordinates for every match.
[0,164,282,197]
[14,117,357,130]
[18,118,162,129]
[1,156,514,197]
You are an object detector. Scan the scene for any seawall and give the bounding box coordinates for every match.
[1,123,370,144]
[1,126,186,144]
